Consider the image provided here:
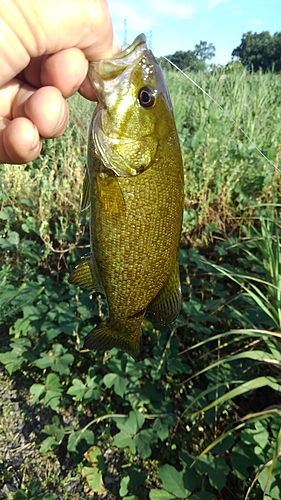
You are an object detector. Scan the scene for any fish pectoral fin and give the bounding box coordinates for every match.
[84,320,141,360]
[97,174,126,219]
[68,254,104,292]
[81,169,91,211]
[147,260,181,325]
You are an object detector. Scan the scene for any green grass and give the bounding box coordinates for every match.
[1,70,281,499]
[165,67,281,237]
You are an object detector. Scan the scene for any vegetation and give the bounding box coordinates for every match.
[232,31,281,72]
[159,40,216,72]
[160,30,281,74]
[1,66,281,499]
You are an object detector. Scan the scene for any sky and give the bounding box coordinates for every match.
[107,0,281,65]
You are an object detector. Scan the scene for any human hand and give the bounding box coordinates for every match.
[0,0,120,164]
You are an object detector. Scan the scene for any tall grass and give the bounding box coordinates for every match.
[1,68,281,499]
[164,67,281,236]
[2,70,281,244]
[0,94,94,269]
[188,205,281,497]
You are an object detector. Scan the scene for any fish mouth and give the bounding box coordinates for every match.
[113,33,147,60]
[89,34,147,82]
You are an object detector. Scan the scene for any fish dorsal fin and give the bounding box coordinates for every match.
[68,254,104,293]
[147,259,181,325]
[81,169,91,211]
[97,174,126,219]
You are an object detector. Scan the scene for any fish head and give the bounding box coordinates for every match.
[88,34,175,177]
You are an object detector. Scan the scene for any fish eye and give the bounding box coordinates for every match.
[138,87,155,108]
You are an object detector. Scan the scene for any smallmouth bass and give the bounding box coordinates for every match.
[69,34,184,359]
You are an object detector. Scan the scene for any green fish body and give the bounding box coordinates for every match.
[69,34,184,359]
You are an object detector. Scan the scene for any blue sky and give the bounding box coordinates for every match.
[107,0,281,65]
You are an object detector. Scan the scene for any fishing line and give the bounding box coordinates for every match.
[162,55,281,175]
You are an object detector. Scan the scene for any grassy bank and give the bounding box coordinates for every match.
[1,68,281,499]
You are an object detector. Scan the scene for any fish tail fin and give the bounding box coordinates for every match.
[84,320,141,360]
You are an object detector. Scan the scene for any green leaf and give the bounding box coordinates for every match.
[67,378,86,400]
[194,455,229,492]
[189,493,218,500]
[119,475,130,497]
[40,321,61,340]
[149,489,178,499]
[30,383,45,404]
[20,197,33,208]
[257,461,281,499]
[67,429,95,458]
[45,372,62,392]
[230,440,263,481]
[83,467,104,494]
[0,208,11,220]
[0,337,34,374]
[0,350,24,375]
[115,410,145,436]
[44,390,62,412]
[85,445,105,471]
[77,305,92,320]
[128,466,146,494]
[39,436,58,454]
[113,431,136,454]
[34,343,74,375]
[41,373,63,411]
[159,464,189,498]
[21,216,39,234]
[59,319,77,335]
[135,429,157,459]
[12,316,30,336]
[42,416,65,444]
[103,372,128,397]
[240,421,269,452]
[153,415,174,441]
[7,231,20,246]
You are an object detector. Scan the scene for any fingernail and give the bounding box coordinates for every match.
[53,101,68,135]
[112,32,121,55]
[30,124,40,151]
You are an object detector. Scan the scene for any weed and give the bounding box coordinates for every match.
[1,75,281,499]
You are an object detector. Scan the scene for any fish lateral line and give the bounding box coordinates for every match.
[162,55,281,176]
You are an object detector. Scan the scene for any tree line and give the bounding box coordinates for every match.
[161,31,281,72]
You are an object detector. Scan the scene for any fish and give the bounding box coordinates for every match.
[68,33,184,360]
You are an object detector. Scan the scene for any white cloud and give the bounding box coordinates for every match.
[152,0,194,18]
[107,1,156,31]
[207,0,230,9]
[248,19,263,25]
[153,0,229,14]
[108,0,228,30]
[229,4,241,14]
[108,0,231,35]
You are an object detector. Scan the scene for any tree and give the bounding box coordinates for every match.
[194,41,216,62]
[164,50,198,70]
[161,41,216,72]
[232,31,281,72]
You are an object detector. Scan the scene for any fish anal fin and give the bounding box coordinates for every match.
[84,319,141,360]
[97,174,126,219]
[68,254,103,293]
[148,260,181,325]
[81,169,91,211]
